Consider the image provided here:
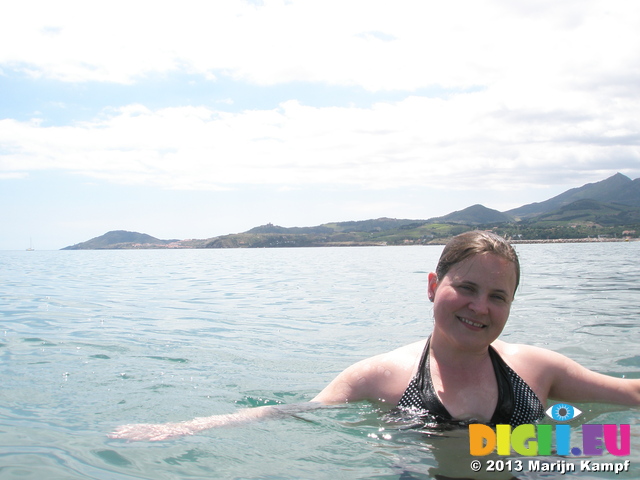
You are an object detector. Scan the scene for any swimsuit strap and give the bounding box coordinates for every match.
[413,336,450,420]
[416,337,509,422]
[396,336,544,426]
[488,344,514,423]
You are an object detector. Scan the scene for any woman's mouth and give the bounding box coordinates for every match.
[457,316,486,328]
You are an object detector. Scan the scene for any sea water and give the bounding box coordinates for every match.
[0,243,638,479]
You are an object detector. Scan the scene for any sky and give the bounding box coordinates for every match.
[2,0,640,250]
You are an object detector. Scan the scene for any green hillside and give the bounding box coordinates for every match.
[507,173,640,218]
[61,173,640,249]
[62,230,179,250]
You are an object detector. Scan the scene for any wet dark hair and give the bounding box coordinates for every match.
[435,231,520,294]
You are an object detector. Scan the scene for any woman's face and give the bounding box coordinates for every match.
[428,252,517,350]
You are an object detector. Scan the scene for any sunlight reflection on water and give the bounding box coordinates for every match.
[0,244,638,479]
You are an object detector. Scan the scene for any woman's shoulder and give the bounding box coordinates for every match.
[491,339,565,366]
[353,339,426,378]
[491,339,574,403]
[361,339,427,403]
[492,339,640,406]
[491,339,561,373]
[386,338,427,361]
[312,339,427,405]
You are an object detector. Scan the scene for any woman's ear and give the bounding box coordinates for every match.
[427,273,438,302]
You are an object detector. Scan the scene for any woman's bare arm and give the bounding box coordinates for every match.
[545,350,640,405]
[108,403,325,441]
[109,342,422,441]
[506,343,640,406]
[107,357,392,442]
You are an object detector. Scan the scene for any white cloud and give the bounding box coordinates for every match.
[2,83,639,192]
[2,0,638,91]
[2,0,640,197]
[0,172,27,180]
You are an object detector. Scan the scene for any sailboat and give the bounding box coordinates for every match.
[26,238,34,251]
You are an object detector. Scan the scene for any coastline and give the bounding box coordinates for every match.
[59,236,639,250]
[507,237,638,244]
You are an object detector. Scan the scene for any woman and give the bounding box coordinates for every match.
[110,231,640,441]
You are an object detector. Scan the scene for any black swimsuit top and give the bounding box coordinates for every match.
[395,337,545,427]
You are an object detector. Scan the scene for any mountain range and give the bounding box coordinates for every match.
[62,173,640,249]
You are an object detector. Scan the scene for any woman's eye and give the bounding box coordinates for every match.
[545,403,583,422]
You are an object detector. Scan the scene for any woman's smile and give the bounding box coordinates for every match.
[429,252,517,347]
[457,316,486,329]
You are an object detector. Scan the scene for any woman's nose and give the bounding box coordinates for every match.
[468,296,489,315]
